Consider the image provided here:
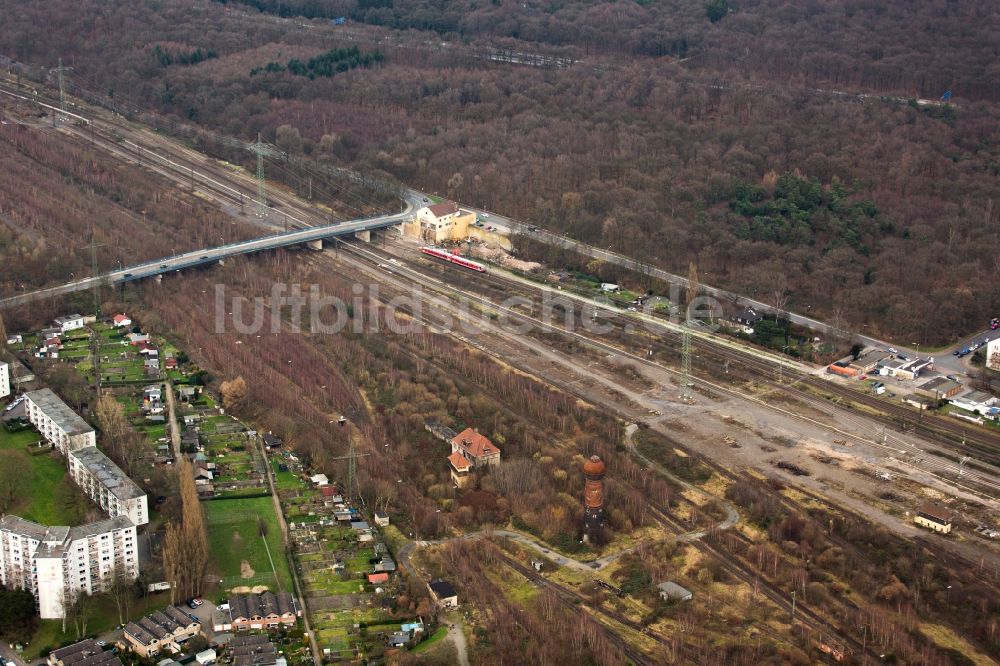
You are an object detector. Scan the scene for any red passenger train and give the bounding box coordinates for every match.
[420,246,487,272]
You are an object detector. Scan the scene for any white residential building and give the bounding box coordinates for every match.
[69,447,149,526]
[0,361,9,399]
[25,388,97,454]
[25,388,147,526]
[0,515,138,619]
[54,315,86,333]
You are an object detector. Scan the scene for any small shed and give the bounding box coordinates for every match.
[428,579,458,608]
[657,581,693,602]
[195,649,217,665]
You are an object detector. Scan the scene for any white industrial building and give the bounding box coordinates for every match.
[0,515,138,619]
[69,447,149,526]
[53,314,86,333]
[0,360,9,399]
[25,388,97,454]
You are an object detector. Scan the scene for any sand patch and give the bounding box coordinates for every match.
[240,559,255,579]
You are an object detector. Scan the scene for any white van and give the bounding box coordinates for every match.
[872,382,885,395]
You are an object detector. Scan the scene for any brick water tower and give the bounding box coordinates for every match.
[583,455,606,542]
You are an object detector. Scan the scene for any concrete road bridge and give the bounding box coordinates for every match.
[0,213,407,309]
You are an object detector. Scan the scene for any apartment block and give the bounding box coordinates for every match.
[0,515,138,619]
[69,447,149,526]
[25,388,96,454]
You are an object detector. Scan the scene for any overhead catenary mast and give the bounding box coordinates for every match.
[680,261,699,402]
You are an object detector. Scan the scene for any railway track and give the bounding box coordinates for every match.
[644,501,862,658]
[5,61,994,665]
[328,242,877,658]
[8,71,1000,488]
[339,240,1000,499]
[0,78,388,233]
[495,552,657,665]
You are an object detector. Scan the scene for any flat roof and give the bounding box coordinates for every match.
[0,515,133,559]
[919,377,961,392]
[71,446,146,500]
[958,390,994,404]
[851,349,891,366]
[0,514,69,543]
[68,515,135,540]
[26,388,94,436]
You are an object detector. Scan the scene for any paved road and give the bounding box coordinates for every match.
[0,209,414,309]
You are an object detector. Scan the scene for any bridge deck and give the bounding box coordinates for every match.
[0,214,405,309]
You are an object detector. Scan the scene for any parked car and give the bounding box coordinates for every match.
[991,317,999,330]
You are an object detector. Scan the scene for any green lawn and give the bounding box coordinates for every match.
[0,427,78,526]
[272,459,307,490]
[204,497,292,591]
[412,626,448,653]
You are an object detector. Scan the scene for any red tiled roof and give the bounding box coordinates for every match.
[368,573,389,584]
[427,201,458,218]
[447,451,471,471]
[321,486,336,497]
[452,428,499,459]
[113,314,130,324]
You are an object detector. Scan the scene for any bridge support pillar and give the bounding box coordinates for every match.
[306,239,323,251]
[354,230,371,243]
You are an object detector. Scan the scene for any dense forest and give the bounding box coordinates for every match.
[0,0,998,343]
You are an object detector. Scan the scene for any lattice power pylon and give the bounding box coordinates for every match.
[248,133,278,217]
